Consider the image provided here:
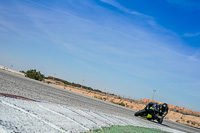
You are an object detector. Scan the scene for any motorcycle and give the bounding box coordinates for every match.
[134,103,163,124]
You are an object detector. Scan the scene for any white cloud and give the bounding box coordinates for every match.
[183,32,200,37]
[100,0,152,19]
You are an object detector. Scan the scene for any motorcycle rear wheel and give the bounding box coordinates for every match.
[135,109,146,116]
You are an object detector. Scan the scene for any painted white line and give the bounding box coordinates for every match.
[1,100,67,133]
[88,111,114,125]
[65,108,106,129]
[37,103,90,131]
[61,106,98,125]
[103,114,128,125]
[91,111,118,125]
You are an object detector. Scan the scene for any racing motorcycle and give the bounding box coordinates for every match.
[134,103,163,124]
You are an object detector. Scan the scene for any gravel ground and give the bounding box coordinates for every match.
[0,70,199,133]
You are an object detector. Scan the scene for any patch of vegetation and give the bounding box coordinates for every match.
[46,76,95,91]
[85,125,169,133]
[25,69,45,81]
[111,101,125,107]
[102,97,107,101]
[119,102,125,106]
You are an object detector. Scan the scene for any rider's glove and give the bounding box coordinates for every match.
[157,115,162,119]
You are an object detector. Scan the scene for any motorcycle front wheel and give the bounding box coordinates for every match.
[157,118,163,124]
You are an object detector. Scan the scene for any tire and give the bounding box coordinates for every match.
[147,118,152,121]
[157,118,163,124]
[135,109,146,116]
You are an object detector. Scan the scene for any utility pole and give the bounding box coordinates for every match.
[152,90,156,101]
[81,80,84,89]
[53,73,56,81]
[10,64,13,69]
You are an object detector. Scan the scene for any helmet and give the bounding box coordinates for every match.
[161,103,168,111]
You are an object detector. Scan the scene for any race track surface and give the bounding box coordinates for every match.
[0,70,199,133]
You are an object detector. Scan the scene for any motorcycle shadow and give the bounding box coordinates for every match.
[137,117,170,127]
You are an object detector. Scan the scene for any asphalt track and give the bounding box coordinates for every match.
[0,70,199,133]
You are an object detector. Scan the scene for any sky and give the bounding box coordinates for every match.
[0,0,200,111]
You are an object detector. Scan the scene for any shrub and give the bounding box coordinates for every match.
[118,102,125,106]
[25,69,45,81]
[191,121,196,125]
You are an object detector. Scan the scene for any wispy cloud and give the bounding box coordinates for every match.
[22,0,192,62]
[11,0,199,69]
[183,32,200,37]
[99,0,193,57]
[3,0,199,63]
[100,0,152,19]
[25,0,97,25]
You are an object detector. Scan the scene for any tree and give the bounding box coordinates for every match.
[25,69,45,81]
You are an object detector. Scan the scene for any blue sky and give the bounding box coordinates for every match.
[0,0,200,111]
